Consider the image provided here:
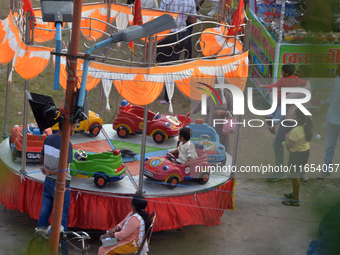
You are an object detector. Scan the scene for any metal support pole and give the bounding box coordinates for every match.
[48,0,83,254]
[54,22,62,90]
[138,105,148,193]
[147,35,154,65]
[3,61,12,140]
[243,20,251,52]
[106,0,112,35]
[220,0,227,23]
[208,98,214,127]
[278,0,286,43]
[138,34,154,193]
[98,0,112,116]
[230,115,241,179]
[20,12,31,173]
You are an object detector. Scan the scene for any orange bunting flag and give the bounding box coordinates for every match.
[129,0,143,55]
[22,0,35,28]
[228,0,245,36]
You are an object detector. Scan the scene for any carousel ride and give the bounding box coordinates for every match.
[0,0,249,232]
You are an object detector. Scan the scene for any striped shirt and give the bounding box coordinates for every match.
[159,0,196,32]
[41,134,73,181]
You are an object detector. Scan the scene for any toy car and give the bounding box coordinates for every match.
[52,110,103,137]
[143,145,210,189]
[113,100,191,144]
[70,149,126,188]
[9,124,52,162]
[190,122,226,166]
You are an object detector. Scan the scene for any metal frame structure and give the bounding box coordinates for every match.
[2,1,250,253]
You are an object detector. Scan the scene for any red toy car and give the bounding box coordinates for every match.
[9,124,52,162]
[113,100,191,144]
[143,145,210,189]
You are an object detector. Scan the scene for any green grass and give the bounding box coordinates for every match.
[110,139,163,154]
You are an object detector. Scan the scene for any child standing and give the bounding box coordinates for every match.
[282,108,312,206]
[259,64,307,135]
[169,127,198,167]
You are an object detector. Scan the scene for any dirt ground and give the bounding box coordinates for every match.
[0,175,339,255]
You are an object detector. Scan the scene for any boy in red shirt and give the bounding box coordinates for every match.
[259,64,307,134]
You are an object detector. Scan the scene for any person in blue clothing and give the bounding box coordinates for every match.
[37,119,76,255]
[317,64,340,179]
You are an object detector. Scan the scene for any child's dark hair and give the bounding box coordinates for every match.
[179,127,192,141]
[282,64,295,76]
[131,194,150,230]
[295,108,313,142]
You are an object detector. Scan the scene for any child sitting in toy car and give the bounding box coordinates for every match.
[168,127,198,167]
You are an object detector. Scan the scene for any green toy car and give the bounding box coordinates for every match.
[70,149,126,188]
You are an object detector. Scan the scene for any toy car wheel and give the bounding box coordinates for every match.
[198,172,210,184]
[166,176,179,189]
[89,124,101,137]
[94,175,108,188]
[117,126,129,139]
[153,131,166,144]
[11,147,19,162]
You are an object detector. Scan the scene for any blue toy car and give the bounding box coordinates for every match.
[189,122,226,166]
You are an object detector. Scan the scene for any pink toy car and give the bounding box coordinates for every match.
[143,145,210,189]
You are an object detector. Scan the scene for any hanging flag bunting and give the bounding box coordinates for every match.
[22,0,36,28]
[128,0,143,54]
[227,0,245,36]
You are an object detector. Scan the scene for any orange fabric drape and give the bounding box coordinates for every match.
[225,58,248,91]
[217,38,243,56]
[200,26,243,57]
[15,46,52,79]
[0,12,20,64]
[175,68,216,101]
[33,11,56,43]
[56,58,101,91]
[0,39,15,64]
[200,26,229,56]
[0,18,7,43]
[113,74,164,105]
[0,11,248,104]
[80,6,115,41]
[0,159,235,232]
[31,3,179,43]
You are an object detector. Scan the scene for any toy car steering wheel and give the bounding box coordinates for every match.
[199,134,211,141]
[76,149,88,160]
[167,152,176,161]
[27,123,36,134]
[152,112,160,120]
